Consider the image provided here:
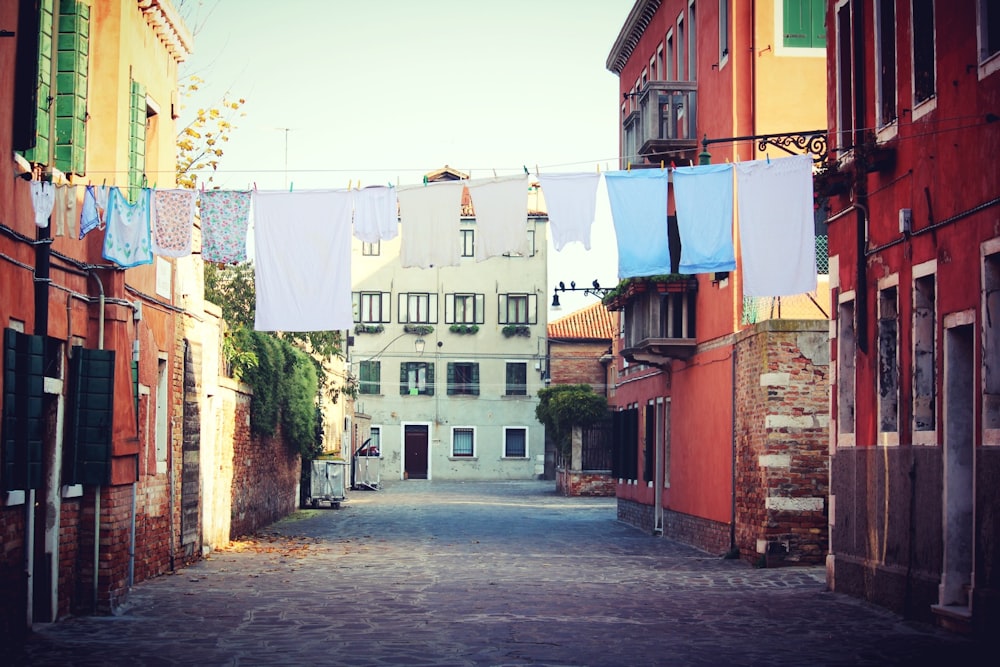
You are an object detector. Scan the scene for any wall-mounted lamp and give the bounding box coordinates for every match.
[414,337,426,356]
[551,279,612,309]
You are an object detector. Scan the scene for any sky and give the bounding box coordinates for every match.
[177,0,635,317]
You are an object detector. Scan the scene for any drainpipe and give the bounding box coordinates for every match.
[87,269,105,611]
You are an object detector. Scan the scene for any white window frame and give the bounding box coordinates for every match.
[874,0,899,138]
[502,426,529,459]
[877,275,900,446]
[978,0,1000,79]
[451,426,476,458]
[911,0,938,119]
[912,260,937,445]
[718,0,729,67]
[837,290,857,447]
[774,0,828,57]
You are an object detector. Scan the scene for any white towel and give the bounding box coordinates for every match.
[353,185,399,243]
[252,190,354,332]
[538,172,600,251]
[397,181,465,269]
[30,181,55,228]
[466,174,529,261]
[735,155,817,297]
[673,163,736,273]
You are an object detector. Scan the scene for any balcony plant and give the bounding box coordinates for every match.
[502,324,531,338]
[449,324,479,335]
[602,274,695,310]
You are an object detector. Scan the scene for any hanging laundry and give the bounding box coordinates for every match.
[353,185,399,243]
[29,180,55,228]
[466,174,530,261]
[151,189,196,258]
[605,170,672,279]
[102,187,153,268]
[672,163,736,274]
[735,154,817,297]
[80,183,110,239]
[200,189,251,264]
[396,180,465,269]
[537,172,600,251]
[253,190,354,332]
[53,183,78,237]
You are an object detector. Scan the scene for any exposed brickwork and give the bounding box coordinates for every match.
[734,322,829,566]
[556,469,616,496]
[663,509,731,556]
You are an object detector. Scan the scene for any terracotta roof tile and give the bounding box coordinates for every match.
[547,301,615,340]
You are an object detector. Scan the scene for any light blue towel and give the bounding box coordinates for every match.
[672,163,736,273]
[605,170,671,279]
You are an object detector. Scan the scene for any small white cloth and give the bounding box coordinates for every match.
[466,174,529,261]
[735,154,817,297]
[30,180,55,228]
[353,185,398,242]
[397,180,465,269]
[538,172,600,251]
[253,190,354,332]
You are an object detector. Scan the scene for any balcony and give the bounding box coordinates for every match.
[623,81,699,166]
[604,278,698,365]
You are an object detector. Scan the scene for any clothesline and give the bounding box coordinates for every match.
[24,154,818,332]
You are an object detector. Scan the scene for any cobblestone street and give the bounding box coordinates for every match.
[16,481,989,666]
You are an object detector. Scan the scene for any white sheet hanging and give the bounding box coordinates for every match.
[353,185,399,243]
[735,154,817,297]
[396,180,465,269]
[253,190,354,332]
[672,163,736,274]
[466,174,529,261]
[537,172,600,251]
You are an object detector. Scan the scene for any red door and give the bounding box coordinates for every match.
[404,425,428,479]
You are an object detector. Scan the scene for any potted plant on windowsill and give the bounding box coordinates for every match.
[354,324,384,334]
[502,324,531,338]
[449,324,480,335]
[403,324,434,336]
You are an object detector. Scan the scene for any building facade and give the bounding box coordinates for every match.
[350,168,548,481]
[824,0,1000,634]
[605,0,830,564]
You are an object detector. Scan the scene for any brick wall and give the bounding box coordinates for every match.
[556,468,616,496]
[734,321,829,566]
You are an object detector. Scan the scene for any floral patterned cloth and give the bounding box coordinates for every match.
[151,189,196,257]
[200,189,251,263]
[102,187,153,268]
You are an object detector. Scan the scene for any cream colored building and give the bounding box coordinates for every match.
[349,168,548,481]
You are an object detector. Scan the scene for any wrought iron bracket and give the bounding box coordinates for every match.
[701,130,828,163]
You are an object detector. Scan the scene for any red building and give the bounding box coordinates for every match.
[824,1,1000,635]
[605,1,830,564]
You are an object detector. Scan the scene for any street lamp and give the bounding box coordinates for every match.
[551,279,612,309]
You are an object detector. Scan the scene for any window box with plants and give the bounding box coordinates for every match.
[502,324,531,338]
[354,324,385,334]
[449,324,480,335]
[403,324,434,336]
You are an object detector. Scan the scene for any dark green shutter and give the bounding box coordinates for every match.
[471,363,479,396]
[128,79,146,202]
[64,346,114,486]
[54,0,89,174]
[400,362,408,395]
[372,360,380,393]
[22,0,54,164]
[2,329,46,491]
[810,0,826,47]
[446,363,455,396]
[784,0,825,48]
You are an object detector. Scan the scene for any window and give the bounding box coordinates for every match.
[16,0,90,175]
[505,362,527,396]
[447,362,479,396]
[677,15,686,82]
[359,360,381,395]
[644,403,655,482]
[688,1,697,80]
[358,427,380,457]
[666,29,675,79]
[649,54,657,81]
[446,293,485,324]
[460,229,475,257]
[877,282,899,440]
[353,291,390,323]
[913,269,936,440]
[912,0,936,105]
[983,250,1000,431]
[837,297,857,443]
[980,0,1000,64]
[719,0,729,63]
[362,240,380,256]
[835,2,855,151]
[656,44,665,80]
[503,427,527,458]
[502,229,536,257]
[612,407,639,480]
[498,293,537,325]
[155,358,168,475]
[452,427,475,457]
[875,0,897,128]
[782,0,826,49]
[400,361,434,396]
[398,293,438,324]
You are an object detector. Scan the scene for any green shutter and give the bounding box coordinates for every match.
[810,0,826,47]
[2,329,46,491]
[22,0,54,164]
[129,79,147,202]
[783,0,811,48]
[425,362,434,396]
[400,362,408,395]
[446,363,455,396]
[54,0,89,174]
[471,363,479,396]
[64,346,115,486]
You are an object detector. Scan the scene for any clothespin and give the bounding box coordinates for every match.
[660,160,664,170]
[493,169,497,178]
[523,165,529,175]
[535,164,539,177]
[627,162,631,171]
[423,175,428,186]
[671,160,676,170]
[289,182,294,192]
[348,179,352,190]
[688,160,693,167]
[766,153,770,165]
[252,181,257,191]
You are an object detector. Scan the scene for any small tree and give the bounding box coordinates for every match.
[535,384,608,457]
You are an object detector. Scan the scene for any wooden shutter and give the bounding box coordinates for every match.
[810,0,826,47]
[475,294,485,324]
[643,404,655,482]
[528,294,538,324]
[64,346,115,486]
[471,363,479,396]
[13,0,44,152]
[445,294,454,324]
[21,1,54,164]
[425,362,434,396]
[783,0,811,48]
[498,295,508,324]
[399,362,408,395]
[446,362,455,395]
[381,292,391,322]
[128,78,146,201]
[398,293,408,323]
[1,329,46,491]
[54,0,89,174]
[352,292,360,322]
